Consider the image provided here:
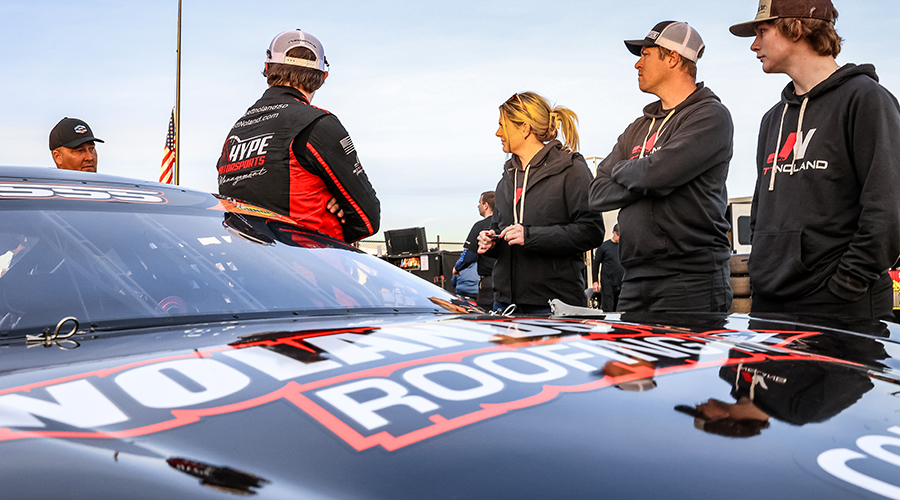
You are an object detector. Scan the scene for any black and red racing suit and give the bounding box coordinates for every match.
[216,86,380,242]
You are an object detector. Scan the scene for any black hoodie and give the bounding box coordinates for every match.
[487,141,605,307]
[749,64,900,302]
[590,84,733,279]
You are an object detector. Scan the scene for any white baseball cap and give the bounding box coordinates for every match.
[624,21,705,62]
[266,29,329,72]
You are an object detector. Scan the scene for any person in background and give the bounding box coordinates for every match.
[456,191,498,310]
[592,224,624,311]
[49,117,102,172]
[590,21,733,313]
[477,92,604,315]
[451,249,479,301]
[216,29,379,243]
[730,0,900,320]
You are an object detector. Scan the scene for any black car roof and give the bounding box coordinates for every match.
[0,165,173,187]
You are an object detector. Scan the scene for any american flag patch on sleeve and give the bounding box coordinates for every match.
[340,136,355,155]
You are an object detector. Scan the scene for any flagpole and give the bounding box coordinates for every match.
[174,0,182,185]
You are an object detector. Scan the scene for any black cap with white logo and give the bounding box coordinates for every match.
[49,117,104,151]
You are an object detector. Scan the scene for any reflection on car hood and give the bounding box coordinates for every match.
[0,167,461,337]
[1,312,899,499]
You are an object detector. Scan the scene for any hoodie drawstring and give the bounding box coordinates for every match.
[514,164,531,225]
[769,104,789,191]
[768,96,809,191]
[639,109,676,160]
[790,97,810,176]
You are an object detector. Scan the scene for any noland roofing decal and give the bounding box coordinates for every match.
[0,182,166,203]
[0,320,862,452]
[818,426,900,499]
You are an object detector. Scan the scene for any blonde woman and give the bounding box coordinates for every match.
[477,92,604,314]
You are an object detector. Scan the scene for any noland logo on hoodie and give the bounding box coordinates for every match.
[764,128,828,176]
[629,132,659,160]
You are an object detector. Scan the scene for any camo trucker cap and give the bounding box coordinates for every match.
[625,21,705,62]
[266,29,329,72]
[730,0,837,37]
[49,117,104,151]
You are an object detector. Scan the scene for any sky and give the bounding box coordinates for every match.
[1,0,898,243]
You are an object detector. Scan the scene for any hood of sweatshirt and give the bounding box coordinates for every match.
[782,63,878,104]
[641,82,721,119]
[503,140,574,184]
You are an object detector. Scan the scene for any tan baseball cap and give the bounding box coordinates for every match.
[730,0,837,37]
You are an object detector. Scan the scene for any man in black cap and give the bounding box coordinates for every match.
[49,117,103,172]
[590,21,734,313]
[730,0,900,320]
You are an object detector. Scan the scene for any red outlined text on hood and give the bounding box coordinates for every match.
[0,320,859,452]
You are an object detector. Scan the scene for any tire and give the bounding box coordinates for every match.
[729,254,750,275]
[730,276,751,297]
[730,297,752,314]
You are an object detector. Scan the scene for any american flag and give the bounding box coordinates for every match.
[159,108,176,184]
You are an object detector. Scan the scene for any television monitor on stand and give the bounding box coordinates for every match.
[384,227,428,256]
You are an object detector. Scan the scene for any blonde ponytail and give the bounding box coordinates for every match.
[553,106,580,153]
[500,92,580,152]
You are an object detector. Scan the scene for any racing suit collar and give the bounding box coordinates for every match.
[266,85,311,105]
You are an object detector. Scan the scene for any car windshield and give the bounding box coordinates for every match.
[0,206,454,334]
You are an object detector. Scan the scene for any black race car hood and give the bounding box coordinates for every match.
[1,312,899,499]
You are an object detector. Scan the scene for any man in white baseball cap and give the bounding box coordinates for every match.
[730,0,900,320]
[590,21,734,313]
[216,29,380,243]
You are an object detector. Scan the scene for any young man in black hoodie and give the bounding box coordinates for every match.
[590,21,734,313]
[731,0,900,320]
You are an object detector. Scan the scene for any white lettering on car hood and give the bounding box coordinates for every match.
[0,183,166,203]
[0,320,864,454]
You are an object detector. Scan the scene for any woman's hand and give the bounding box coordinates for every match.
[500,224,525,246]
[477,230,496,254]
